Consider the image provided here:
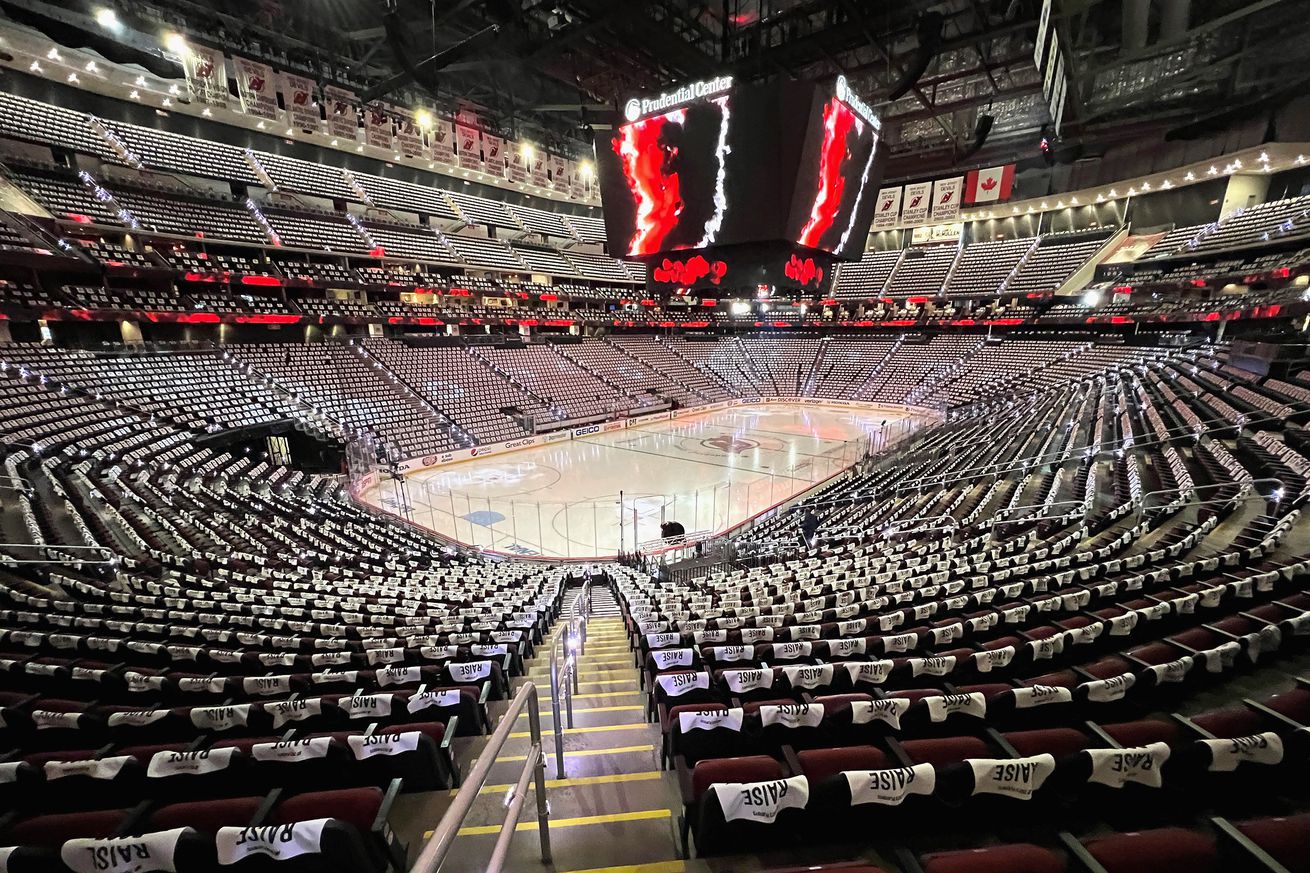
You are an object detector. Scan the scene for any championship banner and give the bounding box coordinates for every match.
[873,186,902,229]
[282,73,320,133]
[529,152,549,187]
[570,163,588,200]
[482,134,506,177]
[364,104,394,150]
[429,116,456,165]
[930,176,963,222]
[456,124,483,171]
[553,156,573,193]
[393,108,424,158]
[323,85,359,141]
[233,56,280,121]
[182,45,228,108]
[900,181,931,226]
[507,144,529,184]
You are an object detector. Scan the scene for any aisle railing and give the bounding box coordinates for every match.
[547,577,591,776]
[408,681,551,873]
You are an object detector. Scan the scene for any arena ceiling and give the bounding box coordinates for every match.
[22,0,1310,172]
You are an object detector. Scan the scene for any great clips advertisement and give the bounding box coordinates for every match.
[598,78,885,262]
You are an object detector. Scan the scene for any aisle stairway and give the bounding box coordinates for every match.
[391,582,697,873]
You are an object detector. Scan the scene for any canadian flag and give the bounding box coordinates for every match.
[965,164,1015,204]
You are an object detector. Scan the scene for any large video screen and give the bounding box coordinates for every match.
[598,77,885,262]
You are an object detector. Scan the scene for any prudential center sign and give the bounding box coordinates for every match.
[623,76,734,122]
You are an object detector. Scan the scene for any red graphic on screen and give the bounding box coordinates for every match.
[614,109,687,256]
[798,99,859,249]
[784,254,824,287]
[652,255,727,286]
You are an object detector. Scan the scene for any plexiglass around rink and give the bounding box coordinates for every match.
[352,403,929,559]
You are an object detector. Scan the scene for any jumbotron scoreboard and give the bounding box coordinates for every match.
[596,74,887,294]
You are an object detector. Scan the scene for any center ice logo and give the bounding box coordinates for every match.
[703,435,756,454]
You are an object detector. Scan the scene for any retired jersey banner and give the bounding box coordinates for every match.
[282,73,320,133]
[183,45,228,108]
[482,134,506,177]
[364,105,394,150]
[323,85,359,141]
[964,165,1015,203]
[873,186,902,229]
[233,56,279,121]
[430,116,456,165]
[456,124,483,171]
[930,176,963,222]
[393,109,424,158]
[900,181,931,226]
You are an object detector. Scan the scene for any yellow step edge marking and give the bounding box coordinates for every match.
[574,655,635,664]
[452,808,671,837]
[450,771,662,796]
[508,722,650,738]
[524,671,641,686]
[558,862,686,873]
[515,704,644,717]
[493,744,653,763]
[530,691,646,703]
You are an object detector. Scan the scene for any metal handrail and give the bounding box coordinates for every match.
[409,681,551,873]
[547,626,571,776]
[546,576,591,777]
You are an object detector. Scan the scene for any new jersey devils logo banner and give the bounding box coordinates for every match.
[323,85,359,141]
[364,104,395,150]
[481,134,505,177]
[551,154,572,192]
[900,181,931,226]
[281,73,321,134]
[507,144,530,183]
[393,108,424,158]
[930,176,963,222]
[430,116,456,165]
[182,45,228,108]
[457,124,483,171]
[873,186,902,229]
[233,56,280,121]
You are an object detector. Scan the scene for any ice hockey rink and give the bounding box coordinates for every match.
[359,402,922,558]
